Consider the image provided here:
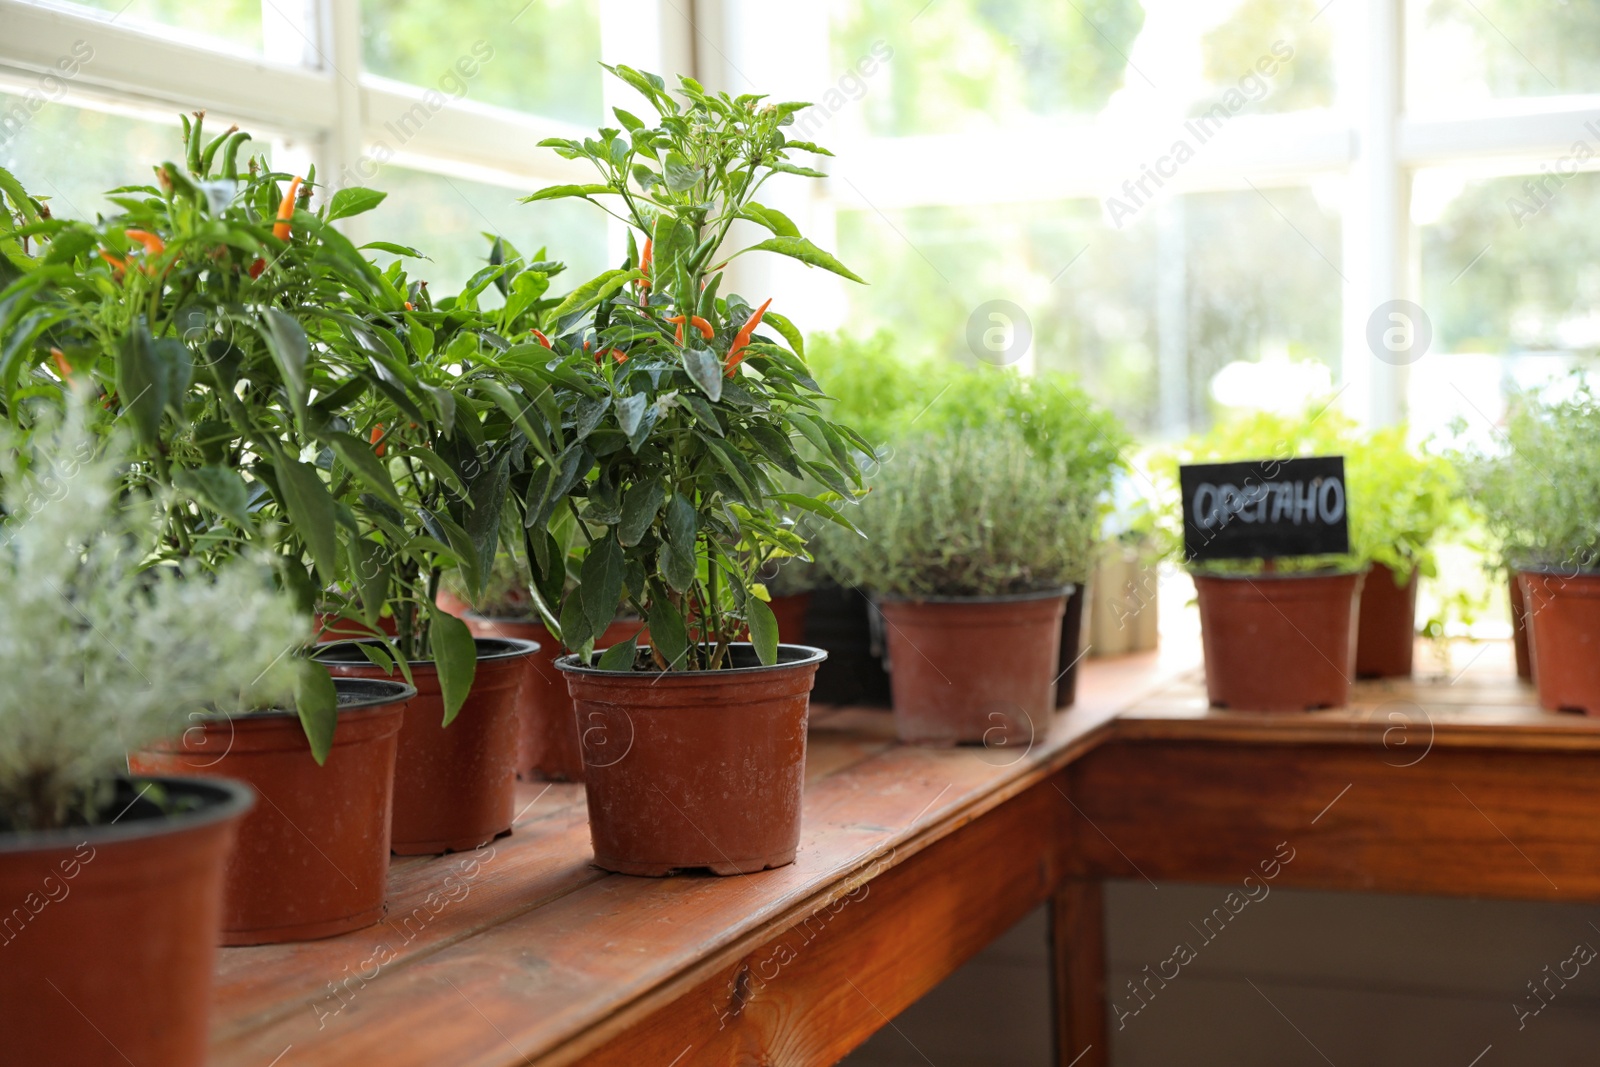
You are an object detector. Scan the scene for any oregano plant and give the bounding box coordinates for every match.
[518,66,871,671]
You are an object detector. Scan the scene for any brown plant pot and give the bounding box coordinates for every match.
[557,644,825,877]
[878,589,1068,745]
[769,592,813,646]
[316,638,538,855]
[1510,572,1534,682]
[1194,570,1364,712]
[1355,562,1419,679]
[434,588,472,617]
[1054,584,1088,709]
[462,614,646,783]
[0,778,250,1066]
[129,679,414,945]
[1520,570,1600,714]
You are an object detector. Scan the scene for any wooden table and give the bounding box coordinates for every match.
[209,641,1600,1066]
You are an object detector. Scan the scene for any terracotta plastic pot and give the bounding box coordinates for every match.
[878,589,1068,745]
[1509,572,1534,682]
[434,588,472,617]
[769,592,813,646]
[1054,584,1088,709]
[462,614,646,782]
[1193,570,1363,712]
[129,679,414,945]
[316,638,537,855]
[0,777,249,1066]
[557,644,825,877]
[1355,562,1419,679]
[1520,570,1600,714]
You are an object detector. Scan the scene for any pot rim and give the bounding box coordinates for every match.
[188,677,419,724]
[874,585,1075,606]
[1515,564,1600,579]
[0,776,253,855]
[312,635,540,667]
[1188,566,1367,582]
[554,641,827,677]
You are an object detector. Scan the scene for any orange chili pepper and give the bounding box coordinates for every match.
[99,251,127,278]
[273,175,303,242]
[688,316,714,340]
[608,348,628,364]
[530,328,552,349]
[403,301,414,312]
[724,298,771,377]
[50,348,73,382]
[639,238,652,286]
[124,229,165,256]
[664,314,686,346]
[369,423,386,458]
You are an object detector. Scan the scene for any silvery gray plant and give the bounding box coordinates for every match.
[0,406,307,832]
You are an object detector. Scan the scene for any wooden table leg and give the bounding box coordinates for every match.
[1051,879,1108,1067]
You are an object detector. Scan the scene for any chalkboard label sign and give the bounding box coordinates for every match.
[1179,455,1349,562]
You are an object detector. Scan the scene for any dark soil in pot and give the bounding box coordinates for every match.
[1193,570,1363,712]
[0,777,250,1066]
[1510,572,1534,682]
[1520,570,1600,713]
[1355,562,1418,678]
[557,644,825,877]
[806,584,892,707]
[316,638,537,855]
[462,614,646,783]
[1055,584,1087,709]
[129,678,414,945]
[878,589,1067,745]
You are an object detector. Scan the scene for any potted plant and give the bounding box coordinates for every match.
[444,550,645,782]
[822,425,1098,743]
[1467,379,1600,712]
[518,66,868,875]
[0,125,434,930]
[0,411,305,1064]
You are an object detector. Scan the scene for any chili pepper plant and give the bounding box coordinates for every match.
[517,66,870,672]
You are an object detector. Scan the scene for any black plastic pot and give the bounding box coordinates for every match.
[805,584,892,707]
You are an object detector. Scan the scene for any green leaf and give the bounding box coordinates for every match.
[659,539,696,594]
[349,534,389,626]
[769,161,828,179]
[747,596,779,666]
[326,187,388,221]
[596,634,638,672]
[580,533,625,635]
[739,236,865,284]
[647,597,689,670]
[262,308,311,425]
[618,479,664,547]
[558,587,594,651]
[520,183,614,203]
[682,347,723,402]
[547,268,643,321]
[276,456,341,586]
[430,606,478,726]
[360,240,428,258]
[116,324,166,449]
[615,392,647,438]
[739,202,800,238]
[325,431,402,506]
[763,310,806,359]
[294,659,339,765]
[663,151,703,193]
[174,465,253,530]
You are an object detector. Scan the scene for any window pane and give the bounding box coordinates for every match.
[366,165,607,300]
[829,0,1333,137]
[1411,166,1600,437]
[360,0,602,125]
[56,0,265,56]
[833,182,1343,437]
[0,96,194,219]
[1407,0,1600,111]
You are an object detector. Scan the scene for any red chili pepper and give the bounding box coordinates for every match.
[665,314,686,346]
[369,423,386,458]
[50,348,72,382]
[248,258,266,279]
[724,298,771,377]
[124,229,165,256]
[530,328,552,349]
[273,175,303,242]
